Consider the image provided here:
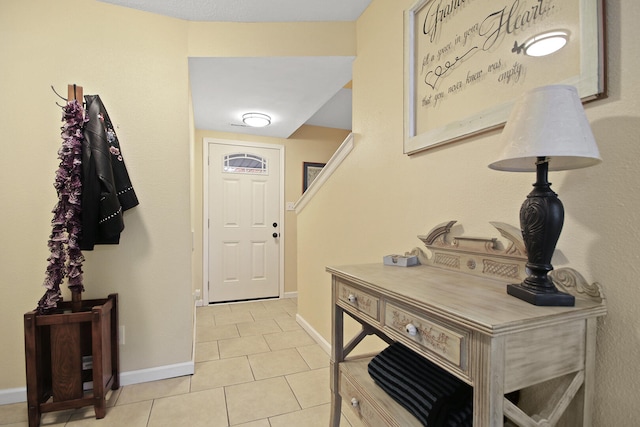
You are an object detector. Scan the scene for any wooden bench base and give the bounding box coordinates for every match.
[24,294,119,427]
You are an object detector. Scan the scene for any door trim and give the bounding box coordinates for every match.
[202,138,285,305]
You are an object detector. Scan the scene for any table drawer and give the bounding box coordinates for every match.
[337,281,380,321]
[384,303,467,371]
[339,371,388,427]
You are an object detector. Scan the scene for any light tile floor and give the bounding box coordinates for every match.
[1,298,359,427]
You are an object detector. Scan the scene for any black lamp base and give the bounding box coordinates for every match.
[510,157,576,307]
[507,283,575,306]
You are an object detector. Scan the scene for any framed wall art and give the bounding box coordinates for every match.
[404,0,606,155]
[303,162,326,192]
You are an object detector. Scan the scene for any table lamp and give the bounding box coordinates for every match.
[489,85,601,306]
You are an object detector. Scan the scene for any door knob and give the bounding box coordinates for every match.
[405,323,418,336]
[272,232,279,238]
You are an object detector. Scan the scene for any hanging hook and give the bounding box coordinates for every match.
[51,85,67,108]
[51,85,67,101]
[51,84,85,108]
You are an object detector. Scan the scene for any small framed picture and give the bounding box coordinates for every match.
[303,162,326,192]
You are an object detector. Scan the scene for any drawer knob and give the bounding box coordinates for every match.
[405,323,418,336]
[348,294,357,303]
[351,397,359,408]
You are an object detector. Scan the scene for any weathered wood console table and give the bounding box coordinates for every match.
[328,222,606,426]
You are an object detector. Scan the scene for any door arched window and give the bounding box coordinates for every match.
[223,153,268,175]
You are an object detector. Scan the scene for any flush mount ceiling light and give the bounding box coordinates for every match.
[523,31,569,57]
[242,112,271,127]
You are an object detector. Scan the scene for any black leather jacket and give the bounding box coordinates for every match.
[80,95,138,250]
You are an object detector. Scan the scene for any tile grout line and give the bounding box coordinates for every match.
[222,386,231,427]
[145,399,154,427]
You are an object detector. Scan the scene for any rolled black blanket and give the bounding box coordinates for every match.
[368,342,473,426]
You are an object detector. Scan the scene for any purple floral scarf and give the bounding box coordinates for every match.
[37,100,87,313]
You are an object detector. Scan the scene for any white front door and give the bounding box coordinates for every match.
[207,140,283,303]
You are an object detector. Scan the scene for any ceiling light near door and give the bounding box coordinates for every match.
[523,30,569,57]
[242,112,271,127]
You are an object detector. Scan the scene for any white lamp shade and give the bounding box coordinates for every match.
[489,85,601,172]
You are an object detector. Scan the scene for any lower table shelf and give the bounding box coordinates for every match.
[339,357,423,427]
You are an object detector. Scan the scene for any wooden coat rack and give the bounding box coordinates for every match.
[67,83,83,104]
[68,83,84,312]
[23,83,120,427]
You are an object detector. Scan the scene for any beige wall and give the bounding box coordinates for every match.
[5,0,638,422]
[0,0,192,389]
[297,0,640,425]
[0,0,353,393]
[187,21,356,57]
[193,126,348,298]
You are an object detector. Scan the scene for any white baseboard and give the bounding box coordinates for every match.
[284,291,298,299]
[120,361,194,386]
[0,387,26,405]
[0,361,195,406]
[296,313,330,355]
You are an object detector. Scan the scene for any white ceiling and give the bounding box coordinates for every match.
[98,0,371,22]
[98,0,372,137]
